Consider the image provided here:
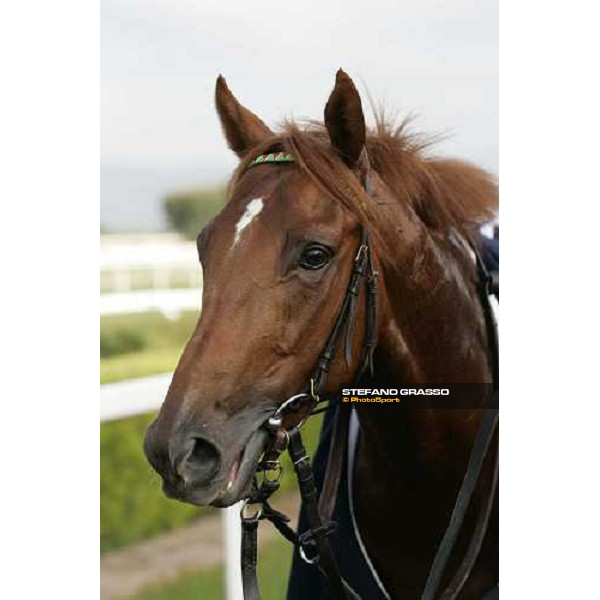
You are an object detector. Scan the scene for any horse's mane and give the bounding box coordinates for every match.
[234,116,498,250]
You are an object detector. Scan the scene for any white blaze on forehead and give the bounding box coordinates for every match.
[233,198,264,247]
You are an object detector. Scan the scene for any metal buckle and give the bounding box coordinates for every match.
[309,378,319,403]
[267,392,313,430]
[292,454,309,467]
[256,461,282,485]
[299,544,319,565]
[240,499,263,523]
[355,243,369,262]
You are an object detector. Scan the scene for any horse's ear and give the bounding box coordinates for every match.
[324,70,366,168]
[215,76,273,158]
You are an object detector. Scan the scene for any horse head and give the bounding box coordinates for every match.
[144,71,378,506]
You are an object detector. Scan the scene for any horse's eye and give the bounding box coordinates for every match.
[299,244,332,270]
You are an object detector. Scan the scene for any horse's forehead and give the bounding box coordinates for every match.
[226,169,341,229]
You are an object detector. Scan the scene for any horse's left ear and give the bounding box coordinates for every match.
[324,70,366,169]
[215,75,273,158]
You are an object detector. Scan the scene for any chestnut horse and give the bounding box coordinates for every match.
[144,70,498,599]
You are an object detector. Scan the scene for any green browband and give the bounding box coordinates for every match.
[249,152,295,167]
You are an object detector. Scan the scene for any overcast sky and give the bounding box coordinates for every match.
[101,0,497,230]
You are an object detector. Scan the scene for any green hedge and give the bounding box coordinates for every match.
[100,412,323,553]
[100,311,199,383]
[164,186,226,240]
[101,413,214,553]
[101,311,199,357]
[100,328,147,358]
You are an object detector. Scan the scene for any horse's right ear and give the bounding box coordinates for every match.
[324,70,366,168]
[215,76,273,158]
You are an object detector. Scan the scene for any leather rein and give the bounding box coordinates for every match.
[238,155,499,600]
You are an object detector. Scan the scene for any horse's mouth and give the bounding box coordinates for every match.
[210,426,270,508]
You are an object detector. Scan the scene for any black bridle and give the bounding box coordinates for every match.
[240,225,377,600]
[238,159,499,600]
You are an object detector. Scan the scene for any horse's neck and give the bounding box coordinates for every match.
[359,184,492,461]
[349,169,498,598]
[369,171,490,384]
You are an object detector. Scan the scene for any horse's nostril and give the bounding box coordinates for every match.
[178,437,221,486]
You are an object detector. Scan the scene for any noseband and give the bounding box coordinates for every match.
[238,152,499,600]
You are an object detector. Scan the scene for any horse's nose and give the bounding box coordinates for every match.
[144,421,222,488]
[174,435,222,486]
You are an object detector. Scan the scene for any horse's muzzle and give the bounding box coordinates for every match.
[143,416,270,506]
[143,420,224,503]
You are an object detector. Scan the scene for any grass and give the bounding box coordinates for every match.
[101,311,199,351]
[100,311,199,383]
[101,348,181,383]
[130,536,293,600]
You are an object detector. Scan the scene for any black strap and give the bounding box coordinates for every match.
[312,227,376,394]
[439,446,499,600]
[419,407,499,600]
[241,517,260,600]
[240,431,290,600]
[287,428,360,600]
[361,245,379,377]
[318,405,351,524]
[242,500,309,600]
[474,245,499,392]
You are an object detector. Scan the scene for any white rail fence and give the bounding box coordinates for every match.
[100,236,203,318]
[99,288,201,318]
[100,236,201,294]
[100,374,243,600]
